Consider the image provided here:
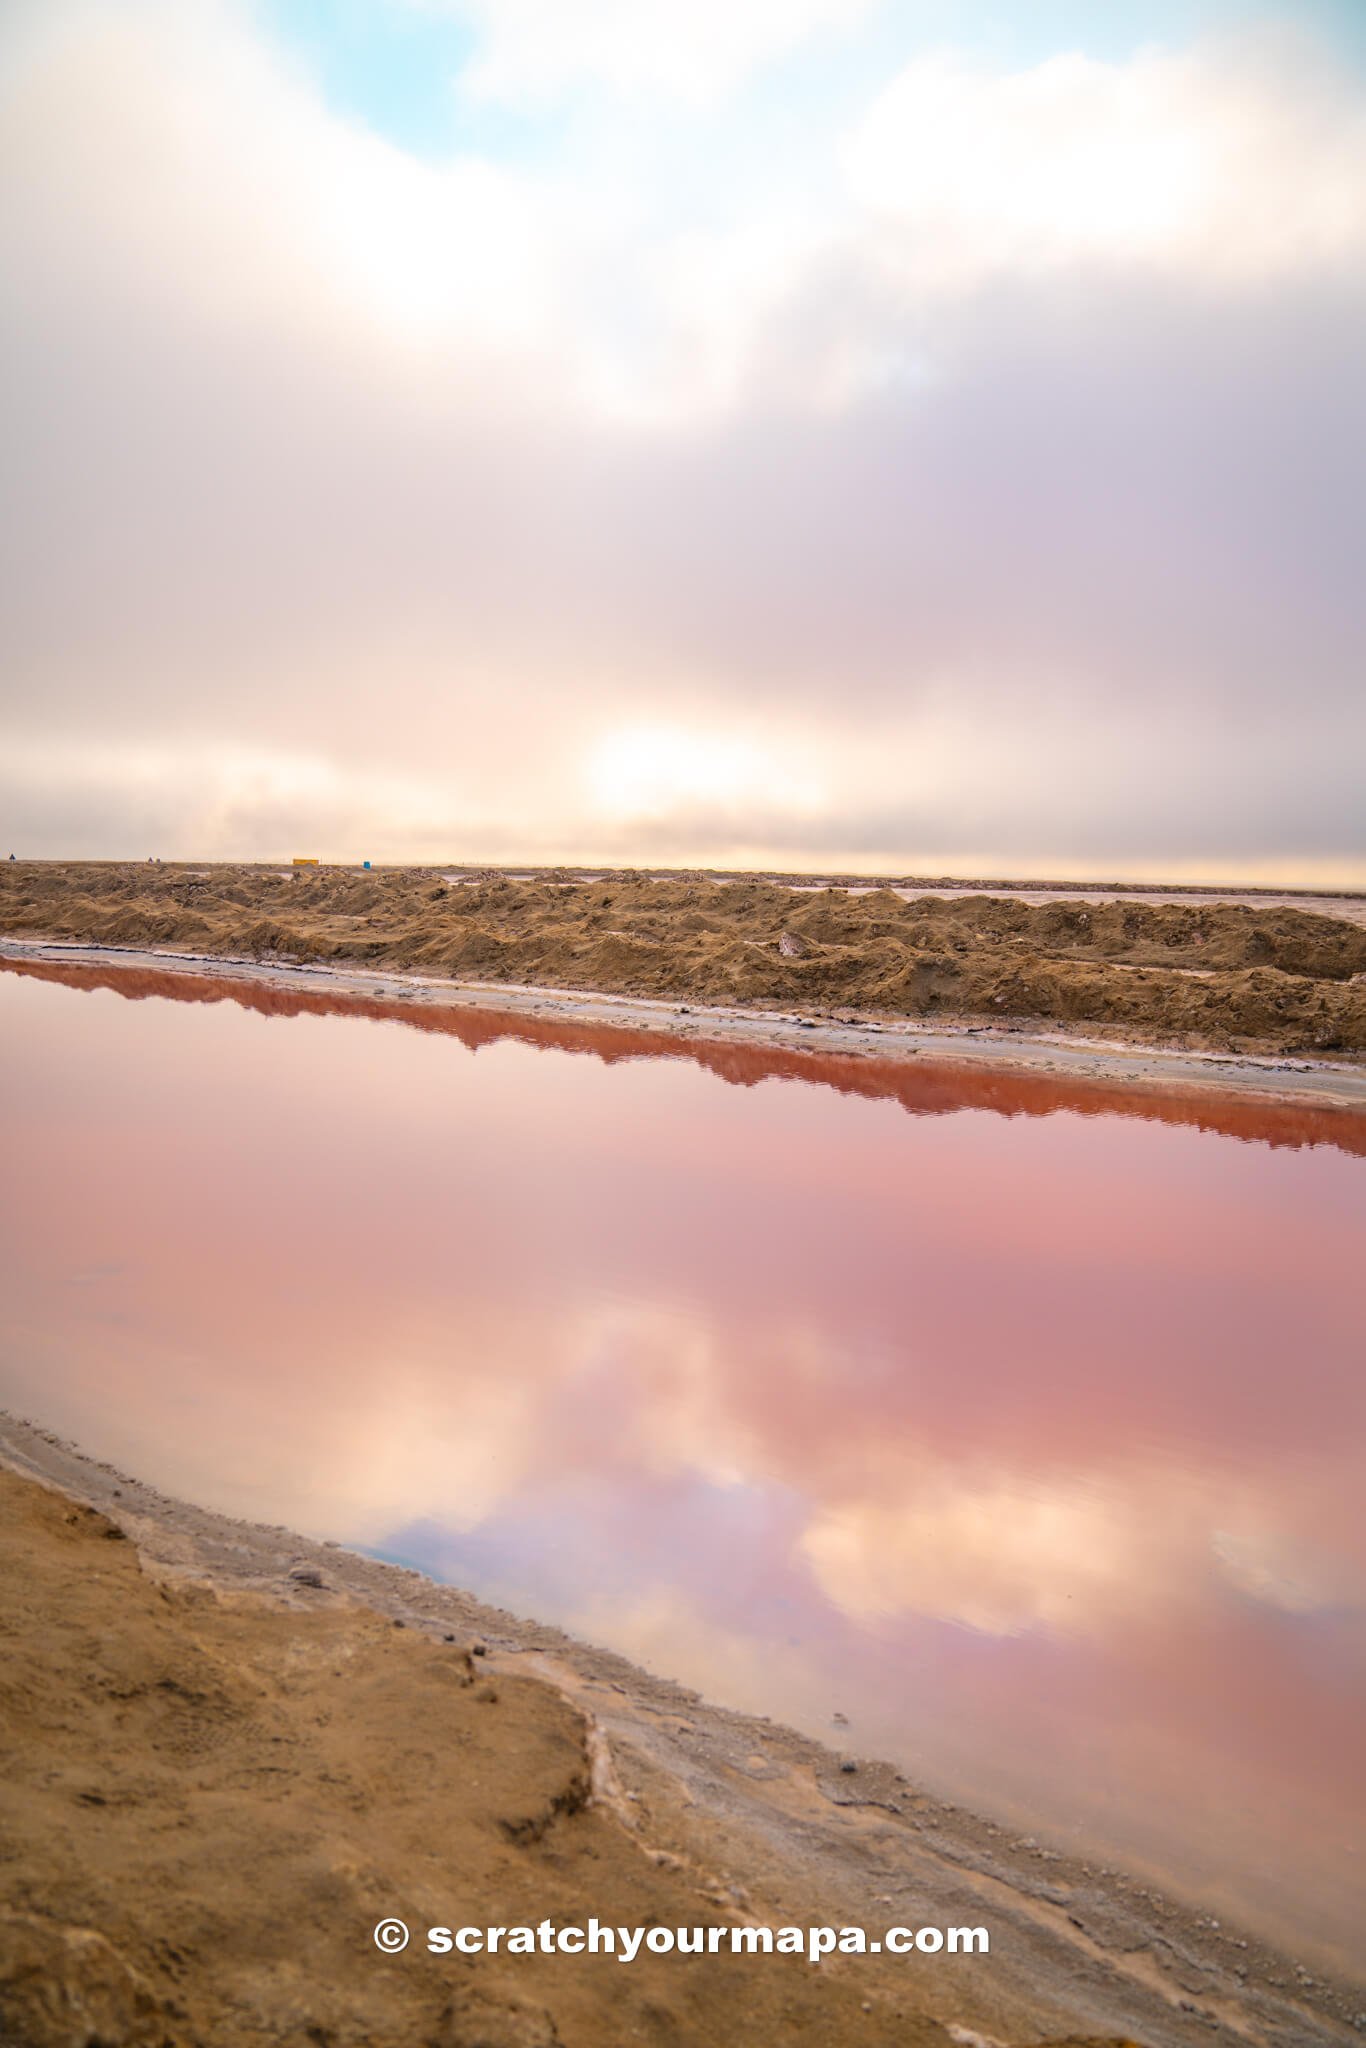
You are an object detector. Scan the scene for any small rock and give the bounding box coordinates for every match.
[471,1642,488,1656]
[287,1566,326,1590]
[839,1760,858,1775]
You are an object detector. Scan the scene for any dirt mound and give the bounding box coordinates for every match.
[4,863,1363,1055]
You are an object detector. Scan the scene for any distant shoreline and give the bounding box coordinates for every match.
[8,855,1365,902]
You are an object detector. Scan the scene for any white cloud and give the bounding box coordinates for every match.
[419,0,875,105]
[846,32,1366,288]
[0,0,604,363]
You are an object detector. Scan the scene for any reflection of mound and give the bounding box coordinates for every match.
[8,955,1362,1158]
[3,862,1364,1055]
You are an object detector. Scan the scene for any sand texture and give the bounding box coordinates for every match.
[2,1421,1362,2048]
[3,862,1364,1057]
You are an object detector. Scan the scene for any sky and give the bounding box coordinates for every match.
[1,0,1364,881]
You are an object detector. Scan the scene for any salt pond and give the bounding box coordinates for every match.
[1,957,1362,1964]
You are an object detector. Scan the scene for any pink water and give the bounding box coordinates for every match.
[2,959,1363,1967]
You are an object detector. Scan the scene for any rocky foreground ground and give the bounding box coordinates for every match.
[4,863,1365,1056]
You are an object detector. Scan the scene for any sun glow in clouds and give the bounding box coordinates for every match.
[585,727,823,824]
[0,0,1364,876]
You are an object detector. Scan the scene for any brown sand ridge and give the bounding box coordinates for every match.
[4,862,1365,1056]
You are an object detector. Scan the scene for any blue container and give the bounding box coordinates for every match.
[362,860,372,870]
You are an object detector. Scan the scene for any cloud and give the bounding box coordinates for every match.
[416,0,875,105]
[846,30,1366,288]
[585,726,825,827]
[0,1,1363,876]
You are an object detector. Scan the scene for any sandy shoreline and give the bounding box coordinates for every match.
[1,1410,1362,2048]
[4,936,1365,1116]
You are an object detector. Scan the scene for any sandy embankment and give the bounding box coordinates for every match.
[3,861,1365,1062]
[2,1419,1361,2048]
